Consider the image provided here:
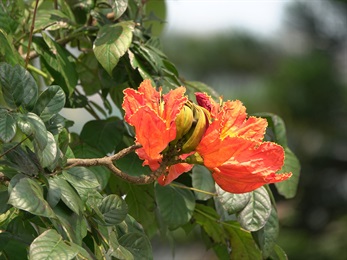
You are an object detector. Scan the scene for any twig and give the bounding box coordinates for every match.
[0,135,31,158]
[66,144,166,185]
[25,0,39,68]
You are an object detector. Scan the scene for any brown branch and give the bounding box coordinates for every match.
[25,0,39,68]
[65,144,165,185]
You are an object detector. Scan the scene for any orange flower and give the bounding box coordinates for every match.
[122,80,193,182]
[195,93,292,193]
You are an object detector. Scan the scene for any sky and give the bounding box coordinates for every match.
[164,0,293,37]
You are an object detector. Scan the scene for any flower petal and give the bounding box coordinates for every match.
[157,163,193,186]
[162,87,187,126]
[130,106,175,159]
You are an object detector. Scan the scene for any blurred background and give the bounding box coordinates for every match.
[158,0,347,259]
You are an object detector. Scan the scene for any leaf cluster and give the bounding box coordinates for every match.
[0,0,300,259]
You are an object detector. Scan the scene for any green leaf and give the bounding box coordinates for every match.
[98,194,128,226]
[6,215,37,244]
[32,34,78,96]
[0,63,38,110]
[215,184,251,214]
[53,204,88,246]
[113,0,128,20]
[255,112,287,147]
[192,165,215,200]
[35,131,58,168]
[193,204,226,244]
[8,177,55,218]
[128,49,153,81]
[119,232,153,260]
[49,176,84,215]
[34,9,72,31]
[108,230,134,259]
[224,221,262,260]
[17,112,48,151]
[0,189,10,214]
[275,147,301,199]
[0,110,16,142]
[269,244,288,260]
[80,117,125,154]
[63,167,99,189]
[0,29,23,66]
[93,21,134,75]
[72,143,110,190]
[155,182,195,229]
[237,186,271,232]
[252,206,279,259]
[29,229,79,260]
[0,232,28,260]
[34,85,66,122]
[185,81,220,102]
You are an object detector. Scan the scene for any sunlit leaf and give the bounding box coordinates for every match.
[34,85,66,122]
[215,184,251,214]
[29,229,79,260]
[155,182,195,229]
[113,0,128,20]
[0,110,16,142]
[0,63,38,110]
[8,177,55,218]
[193,204,226,244]
[237,186,271,232]
[34,10,72,31]
[93,21,134,75]
[192,165,215,201]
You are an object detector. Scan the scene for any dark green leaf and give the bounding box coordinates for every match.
[80,117,125,154]
[63,167,99,189]
[192,165,215,200]
[6,215,37,244]
[252,205,279,259]
[255,112,287,147]
[128,49,153,81]
[155,182,195,229]
[113,0,128,20]
[34,85,66,122]
[215,184,251,214]
[76,52,102,95]
[224,221,262,260]
[193,204,226,244]
[0,189,10,214]
[269,244,288,260]
[0,110,16,142]
[29,229,79,260]
[49,176,84,215]
[93,21,134,75]
[0,30,23,66]
[185,81,220,102]
[8,177,55,218]
[0,63,38,110]
[0,232,29,260]
[99,194,128,225]
[119,232,153,260]
[237,186,271,232]
[32,34,78,96]
[108,230,133,259]
[72,143,110,190]
[275,147,301,199]
[53,204,88,246]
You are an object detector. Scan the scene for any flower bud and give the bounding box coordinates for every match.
[181,105,209,153]
[175,104,194,141]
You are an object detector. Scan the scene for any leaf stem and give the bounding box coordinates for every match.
[169,183,216,197]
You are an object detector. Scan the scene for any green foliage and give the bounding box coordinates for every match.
[0,0,300,259]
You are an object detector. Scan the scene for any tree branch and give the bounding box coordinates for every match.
[65,144,165,185]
